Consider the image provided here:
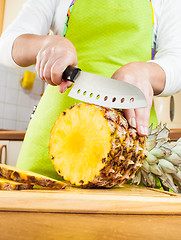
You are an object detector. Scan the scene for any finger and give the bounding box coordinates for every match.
[51,47,78,85]
[43,57,60,86]
[51,61,65,85]
[59,80,73,93]
[67,81,74,88]
[39,54,49,80]
[51,58,75,85]
[36,50,49,81]
[135,107,150,136]
[42,47,62,83]
[123,109,136,128]
[35,52,42,79]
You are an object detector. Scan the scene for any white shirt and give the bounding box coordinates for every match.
[0,0,181,96]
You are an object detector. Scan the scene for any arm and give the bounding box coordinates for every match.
[12,34,48,67]
[150,0,181,96]
[0,0,59,67]
[112,0,181,136]
[0,0,76,91]
[12,34,77,92]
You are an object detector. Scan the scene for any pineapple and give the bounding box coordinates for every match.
[0,164,67,189]
[132,124,181,193]
[0,177,33,190]
[49,103,146,188]
[49,103,181,192]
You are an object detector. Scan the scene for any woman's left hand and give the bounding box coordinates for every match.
[111,62,165,136]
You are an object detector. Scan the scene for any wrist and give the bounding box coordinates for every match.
[12,34,48,67]
[146,62,166,95]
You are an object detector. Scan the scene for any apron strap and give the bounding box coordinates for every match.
[63,0,77,36]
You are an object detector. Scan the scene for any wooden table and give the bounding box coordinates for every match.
[0,130,25,140]
[1,184,181,240]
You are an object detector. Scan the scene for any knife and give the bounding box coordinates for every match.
[62,66,147,109]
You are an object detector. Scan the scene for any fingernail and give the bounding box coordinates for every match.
[130,118,136,128]
[59,85,66,93]
[60,88,67,93]
[63,86,68,92]
[140,126,148,136]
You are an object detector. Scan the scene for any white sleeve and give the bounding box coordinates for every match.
[149,0,181,96]
[0,0,59,68]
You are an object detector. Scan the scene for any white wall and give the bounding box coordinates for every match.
[0,0,44,131]
[0,64,44,130]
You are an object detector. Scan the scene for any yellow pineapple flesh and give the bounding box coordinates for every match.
[49,103,146,188]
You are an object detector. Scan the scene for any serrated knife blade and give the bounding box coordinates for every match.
[62,66,147,109]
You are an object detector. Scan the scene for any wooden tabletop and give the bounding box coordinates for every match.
[0,184,181,215]
[1,212,181,240]
[1,185,181,239]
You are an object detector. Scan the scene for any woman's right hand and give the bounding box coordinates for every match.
[36,35,78,93]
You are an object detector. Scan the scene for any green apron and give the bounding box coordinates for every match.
[17,0,157,179]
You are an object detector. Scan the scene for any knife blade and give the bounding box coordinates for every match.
[62,66,147,109]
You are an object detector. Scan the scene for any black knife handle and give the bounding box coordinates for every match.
[62,66,81,82]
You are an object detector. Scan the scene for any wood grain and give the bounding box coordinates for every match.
[0,185,181,215]
[1,212,181,240]
[0,131,25,140]
[169,129,181,141]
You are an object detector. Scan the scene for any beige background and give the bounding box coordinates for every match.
[0,0,43,132]
[154,92,181,129]
[0,0,5,35]
[3,0,27,31]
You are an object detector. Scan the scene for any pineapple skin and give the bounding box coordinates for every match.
[0,177,33,190]
[0,164,67,189]
[83,105,146,188]
[49,103,146,188]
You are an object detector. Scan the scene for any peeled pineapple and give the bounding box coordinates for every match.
[49,103,146,188]
[49,103,181,192]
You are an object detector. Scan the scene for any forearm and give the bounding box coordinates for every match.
[150,0,181,96]
[146,62,166,96]
[12,34,49,67]
[0,0,59,68]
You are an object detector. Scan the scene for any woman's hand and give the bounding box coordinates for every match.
[36,35,77,93]
[111,62,165,136]
[12,34,77,93]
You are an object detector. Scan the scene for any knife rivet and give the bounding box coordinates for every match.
[77,89,81,94]
[90,93,93,98]
[121,98,125,103]
[83,91,87,96]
